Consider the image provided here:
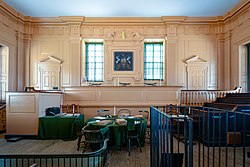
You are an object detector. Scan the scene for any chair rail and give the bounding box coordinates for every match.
[180,87,242,106]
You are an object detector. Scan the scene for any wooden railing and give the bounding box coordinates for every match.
[0,139,109,167]
[180,87,242,106]
[151,105,250,167]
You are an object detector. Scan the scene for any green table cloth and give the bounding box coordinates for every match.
[87,117,147,148]
[38,114,84,140]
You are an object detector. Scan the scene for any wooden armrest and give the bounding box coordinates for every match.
[82,139,109,156]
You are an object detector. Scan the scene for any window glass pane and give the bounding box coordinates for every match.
[85,43,104,82]
[144,42,164,80]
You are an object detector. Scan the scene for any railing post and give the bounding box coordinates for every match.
[189,119,193,167]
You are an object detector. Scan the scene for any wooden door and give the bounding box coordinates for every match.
[187,67,207,90]
[40,66,60,90]
[187,64,208,90]
[38,56,62,90]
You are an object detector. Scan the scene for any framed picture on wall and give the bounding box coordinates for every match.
[114,51,133,71]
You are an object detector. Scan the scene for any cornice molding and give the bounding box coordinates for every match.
[82,17,165,26]
[84,17,162,23]
[29,17,67,26]
[161,16,187,25]
[1,0,250,28]
[223,0,250,21]
[60,16,85,25]
[27,16,220,27]
[0,0,24,21]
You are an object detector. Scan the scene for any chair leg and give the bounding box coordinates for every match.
[136,137,142,153]
[77,135,83,151]
[128,138,131,156]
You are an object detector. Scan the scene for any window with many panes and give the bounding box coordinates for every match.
[144,42,164,80]
[84,42,104,82]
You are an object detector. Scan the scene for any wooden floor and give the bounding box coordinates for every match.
[0,133,249,167]
[0,134,150,167]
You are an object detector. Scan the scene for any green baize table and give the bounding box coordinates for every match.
[38,114,84,140]
[87,116,147,148]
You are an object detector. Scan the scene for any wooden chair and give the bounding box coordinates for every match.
[139,110,150,137]
[117,108,131,117]
[78,124,109,152]
[24,86,36,92]
[97,109,110,117]
[126,118,142,156]
[61,104,80,114]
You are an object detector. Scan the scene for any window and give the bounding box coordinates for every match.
[84,42,104,82]
[144,42,164,80]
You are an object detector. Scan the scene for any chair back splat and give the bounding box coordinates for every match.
[118,108,131,117]
[126,118,142,156]
[61,104,80,114]
[139,110,149,119]
[139,110,150,138]
[78,124,109,152]
[97,109,110,117]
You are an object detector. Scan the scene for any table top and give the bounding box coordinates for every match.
[87,115,145,126]
[40,113,82,118]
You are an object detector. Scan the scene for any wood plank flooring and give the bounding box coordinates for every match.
[0,134,150,167]
[0,133,249,167]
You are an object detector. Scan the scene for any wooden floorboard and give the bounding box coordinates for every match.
[0,134,150,167]
[107,139,150,167]
[0,133,249,167]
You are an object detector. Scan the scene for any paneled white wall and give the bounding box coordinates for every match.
[1,1,250,91]
[28,19,219,90]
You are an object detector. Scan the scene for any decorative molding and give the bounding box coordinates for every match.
[185,55,207,64]
[104,30,144,41]
[60,16,85,25]
[162,16,187,25]
[223,0,250,21]
[39,55,62,64]
[0,1,25,21]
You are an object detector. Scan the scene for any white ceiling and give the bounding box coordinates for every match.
[3,0,241,17]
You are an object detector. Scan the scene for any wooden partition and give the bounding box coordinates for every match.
[63,86,182,119]
[6,92,62,136]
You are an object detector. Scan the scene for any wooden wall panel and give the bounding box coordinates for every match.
[1,0,250,92]
[63,86,182,106]
[223,1,250,90]
[177,40,186,88]
[100,91,143,101]
[61,40,70,85]
[146,91,178,102]
[65,91,96,101]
